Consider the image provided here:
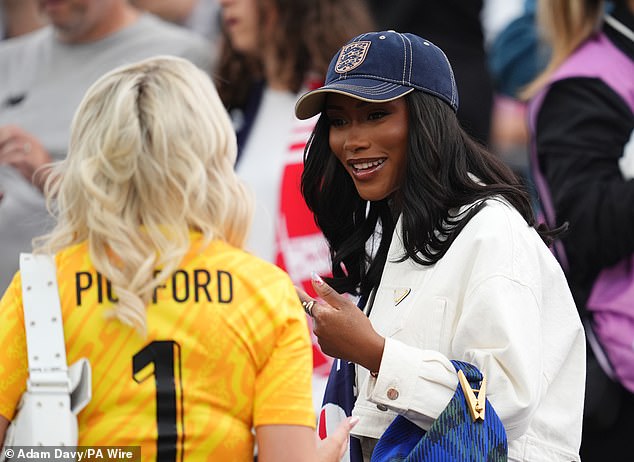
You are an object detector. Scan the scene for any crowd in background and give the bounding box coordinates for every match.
[0,0,632,461]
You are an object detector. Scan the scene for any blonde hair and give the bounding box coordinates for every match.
[35,56,253,335]
[522,0,604,99]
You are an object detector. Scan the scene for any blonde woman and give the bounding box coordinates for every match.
[0,55,355,462]
[525,1,634,460]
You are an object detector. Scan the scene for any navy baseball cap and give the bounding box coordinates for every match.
[295,30,459,120]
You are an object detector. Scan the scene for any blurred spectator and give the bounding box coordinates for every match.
[130,0,222,68]
[0,0,46,40]
[130,0,221,44]
[487,0,548,182]
[214,0,374,412]
[489,0,546,100]
[365,0,497,146]
[481,0,525,47]
[0,0,214,296]
[525,0,634,460]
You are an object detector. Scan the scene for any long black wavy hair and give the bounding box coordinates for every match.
[301,91,562,299]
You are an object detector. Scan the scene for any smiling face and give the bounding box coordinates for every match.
[326,93,409,202]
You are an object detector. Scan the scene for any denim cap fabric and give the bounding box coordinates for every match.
[295,30,459,120]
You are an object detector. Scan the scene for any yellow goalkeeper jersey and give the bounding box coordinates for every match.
[0,233,315,461]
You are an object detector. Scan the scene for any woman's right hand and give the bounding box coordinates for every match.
[316,416,359,462]
[298,273,385,374]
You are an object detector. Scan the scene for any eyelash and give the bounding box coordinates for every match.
[369,111,388,120]
[327,111,388,127]
[328,117,345,127]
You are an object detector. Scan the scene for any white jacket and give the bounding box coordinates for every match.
[351,199,586,462]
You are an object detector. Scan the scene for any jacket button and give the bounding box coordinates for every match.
[377,404,388,411]
[387,388,399,400]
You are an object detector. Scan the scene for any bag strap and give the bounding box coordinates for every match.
[19,252,71,393]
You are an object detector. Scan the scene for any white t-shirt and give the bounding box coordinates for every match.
[236,86,298,262]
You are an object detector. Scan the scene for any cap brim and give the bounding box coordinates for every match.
[295,78,415,120]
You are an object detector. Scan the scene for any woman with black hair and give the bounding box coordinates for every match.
[295,31,586,462]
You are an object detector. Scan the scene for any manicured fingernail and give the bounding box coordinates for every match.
[311,272,324,285]
[349,416,360,427]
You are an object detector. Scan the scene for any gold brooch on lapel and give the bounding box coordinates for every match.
[393,288,411,306]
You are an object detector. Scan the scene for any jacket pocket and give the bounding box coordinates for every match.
[395,296,448,351]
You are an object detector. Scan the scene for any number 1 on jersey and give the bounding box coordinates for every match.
[133,340,184,462]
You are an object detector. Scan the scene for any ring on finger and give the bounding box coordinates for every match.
[302,300,315,317]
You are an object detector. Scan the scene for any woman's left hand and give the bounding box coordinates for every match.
[297,274,385,373]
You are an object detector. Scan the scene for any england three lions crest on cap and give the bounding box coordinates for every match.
[335,41,371,74]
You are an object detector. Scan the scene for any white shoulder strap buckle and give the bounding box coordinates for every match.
[19,253,71,393]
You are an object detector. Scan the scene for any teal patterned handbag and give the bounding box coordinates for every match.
[370,361,508,462]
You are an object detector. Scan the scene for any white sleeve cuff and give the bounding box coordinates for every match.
[364,337,458,430]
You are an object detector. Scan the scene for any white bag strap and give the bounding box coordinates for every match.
[19,252,71,393]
